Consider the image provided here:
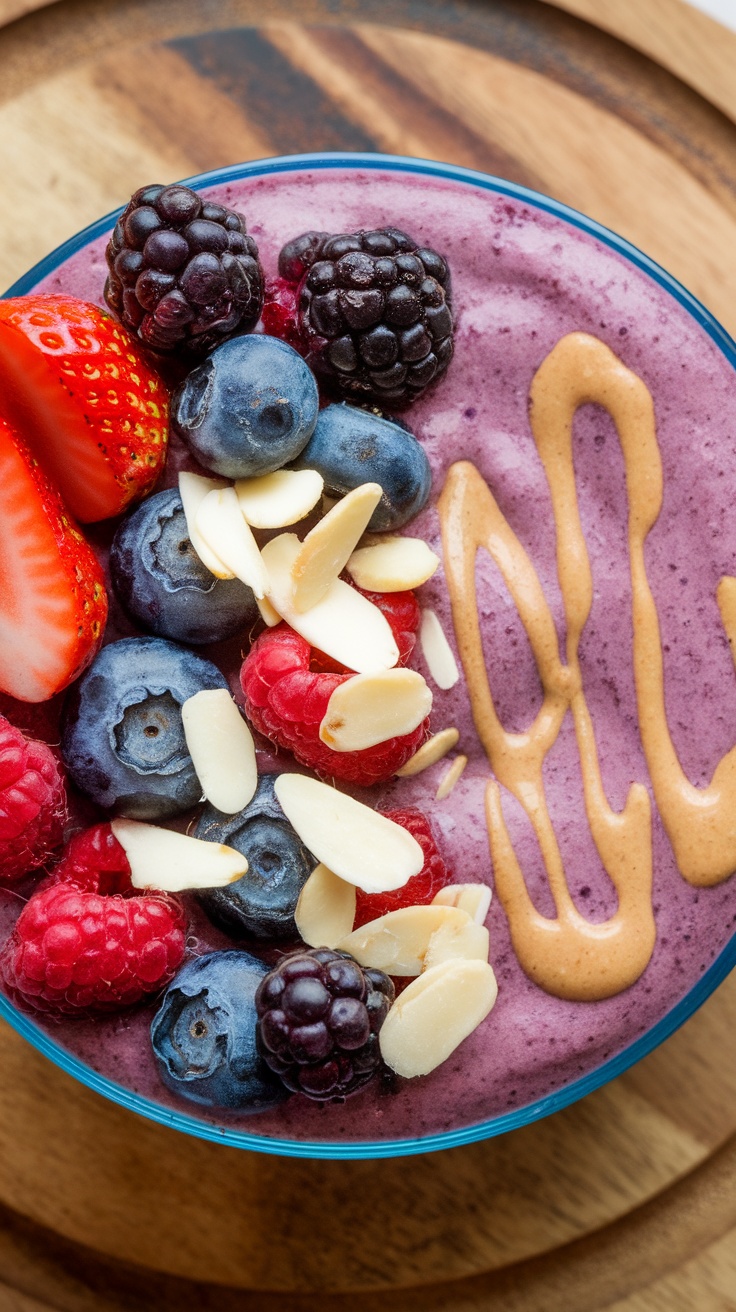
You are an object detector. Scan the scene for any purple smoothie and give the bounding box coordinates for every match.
[4,163,736,1149]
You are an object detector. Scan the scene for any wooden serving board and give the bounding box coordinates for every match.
[0,1,735,1308]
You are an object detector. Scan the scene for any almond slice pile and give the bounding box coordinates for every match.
[110,819,246,892]
[174,469,495,1083]
[278,776,498,1078]
[180,474,449,762]
[262,533,399,674]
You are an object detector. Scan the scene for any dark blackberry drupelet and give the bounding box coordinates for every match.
[104,184,264,357]
[255,948,395,1101]
[275,226,453,407]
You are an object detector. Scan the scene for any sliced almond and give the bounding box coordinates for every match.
[395,727,460,778]
[181,689,257,815]
[319,669,432,752]
[262,534,399,674]
[295,863,356,949]
[423,919,490,971]
[432,883,492,925]
[235,469,324,529]
[379,959,498,1078]
[256,594,282,627]
[347,536,440,591]
[420,608,460,690]
[290,482,383,612]
[110,819,246,892]
[195,487,269,598]
[336,905,472,976]
[436,754,468,800]
[273,774,423,893]
[178,471,234,579]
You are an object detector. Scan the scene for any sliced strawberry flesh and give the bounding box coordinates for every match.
[0,417,107,702]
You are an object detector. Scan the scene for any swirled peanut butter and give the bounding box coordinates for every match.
[440,450,656,1002]
[539,335,736,887]
[441,330,736,1001]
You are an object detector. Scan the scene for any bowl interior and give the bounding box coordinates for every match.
[3,152,736,1159]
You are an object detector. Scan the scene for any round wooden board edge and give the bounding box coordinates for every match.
[2,0,736,125]
[0,1131,733,1311]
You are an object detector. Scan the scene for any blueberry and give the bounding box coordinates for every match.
[61,636,227,819]
[295,403,431,531]
[195,775,317,940]
[171,335,319,479]
[110,489,257,645]
[151,950,287,1112]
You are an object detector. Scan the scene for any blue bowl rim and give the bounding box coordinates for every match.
[3,150,735,1159]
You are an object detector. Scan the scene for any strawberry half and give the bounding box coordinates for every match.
[0,415,108,702]
[0,294,168,523]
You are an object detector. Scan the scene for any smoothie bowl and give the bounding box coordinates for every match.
[0,153,735,1158]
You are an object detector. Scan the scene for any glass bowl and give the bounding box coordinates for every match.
[2,153,735,1159]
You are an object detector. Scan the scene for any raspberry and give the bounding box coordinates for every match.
[0,715,66,883]
[353,808,452,927]
[0,822,187,1014]
[240,590,428,787]
[275,226,453,407]
[255,948,394,1101]
[104,184,264,357]
[260,279,302,351]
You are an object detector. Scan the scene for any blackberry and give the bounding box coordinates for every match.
[277,226,453,407]
[104,183,264,358]
[255,948,395,1101]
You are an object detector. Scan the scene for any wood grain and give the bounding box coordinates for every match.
[0,1,734,1308]
[544,0,736,124]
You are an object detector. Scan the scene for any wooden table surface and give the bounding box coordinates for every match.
[1,1,735,1308]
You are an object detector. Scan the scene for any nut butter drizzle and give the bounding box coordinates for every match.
[440,331,668,1001]
[534,334,736,889]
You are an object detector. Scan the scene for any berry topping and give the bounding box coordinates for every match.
[0,822,186,1014]
[0,716,66,883]
[276,227,453,407]
[255,947,395,1100]
[296,404,431,532]
[353,808,452,928]
[195,775,317,940]
[61,637,228,820]
[105,184,264,357]
[151,949,288,1111]
[171,335,318,480]
[110,488,257,645]
[240,591,427,787]
[0,295,168,523]
[0,416,107,703]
